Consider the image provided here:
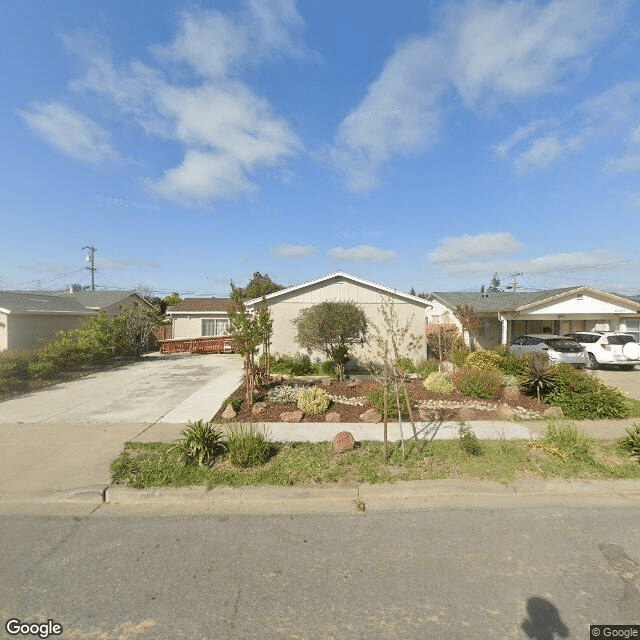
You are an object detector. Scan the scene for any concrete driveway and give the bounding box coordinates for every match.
[595,367,640,400]
[0,353,243,500]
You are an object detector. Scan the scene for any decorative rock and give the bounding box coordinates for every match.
[346,380,358,388]
[457,407,476,422]
[325,411,341,423]
[221,403,237,419]
[359,408,382,423]
[419,408,438,422]
[543,406,563,418]
[333,431,355,453]
[280,409,303,423]
[497,403,515,419]
[251,402,268,416]
[440,361,457,375]
[321,378,334,387]
[502,387,521,402]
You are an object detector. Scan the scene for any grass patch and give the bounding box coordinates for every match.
[110,428,640,489]
[625,397,640,418]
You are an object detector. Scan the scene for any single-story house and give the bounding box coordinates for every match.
[427,287,640,349]
[64,290,155,315]
[0,291,97,351]
[165,271,432,358]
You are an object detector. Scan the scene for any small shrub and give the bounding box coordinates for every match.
[453,369,502,399]
[225,397,243,413]
[395,356,416,374]
[319,360,337,376]
[423,371,455,394]
[540,420,593,462]
[416,359,440,379]
[170,420,226,467]
[520,352,556,401]
[450,344,470,368]
[496,346,527,377]
[227,424,273,467]
[297,387,331,414]
[26,357,57,380]
[544,365,630,420]
[266,384,310,404]
[263,353,314,376]
[459,425,481,456]
[465,350,501,373]
[619,422,640,457]
[366,387,408,418]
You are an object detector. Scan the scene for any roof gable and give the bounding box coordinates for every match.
[0,291,96,315]
[245,272,431,307]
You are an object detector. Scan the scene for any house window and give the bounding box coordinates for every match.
[202,319,230,336]
[624,320,639,343]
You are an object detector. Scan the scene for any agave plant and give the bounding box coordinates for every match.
[520,352,556,402]
[169,419,227,467]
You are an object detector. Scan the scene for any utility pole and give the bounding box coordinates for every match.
[82,246,97,291]
[507,272,522,293]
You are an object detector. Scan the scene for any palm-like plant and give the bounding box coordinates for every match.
[170,420,226,467]
[521,353,556,402]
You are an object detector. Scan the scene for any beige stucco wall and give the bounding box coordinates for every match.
[172,313,228,339]
[4,313,89,351]
[0,312,8,350]
[262,280,428,361]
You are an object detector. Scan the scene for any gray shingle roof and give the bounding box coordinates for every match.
[65,290,149,309]
[0,291,95,315]
[429,288,578,313]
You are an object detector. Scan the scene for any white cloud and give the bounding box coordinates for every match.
[331,0,623,192]
[271,244,319,258]
[428,232,522,263]
[515,135,564,172]
[19,101,118,164]
[55,2,308,205]
[328,245,397,263]
[604,154,640,174]
[493,120,547,159]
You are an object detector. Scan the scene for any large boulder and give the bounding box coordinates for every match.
[501,387,521,402]
[280,409,303,423]
[497,403,515,419]
[251,402,268,416]
[543,406,563,418]
[221,403,237,419]
[333,431,355,453]
[359,408,382,423]
[457,407,476,422]
[325,411,341,423]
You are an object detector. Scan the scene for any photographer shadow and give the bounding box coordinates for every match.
[521,597,569,640]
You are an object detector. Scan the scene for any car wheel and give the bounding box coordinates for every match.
[586,353,599,370]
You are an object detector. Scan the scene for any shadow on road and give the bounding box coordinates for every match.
[521,596,569,640]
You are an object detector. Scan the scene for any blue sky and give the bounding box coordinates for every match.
[2,0,640,297]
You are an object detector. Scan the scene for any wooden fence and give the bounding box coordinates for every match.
[158,336,234,354]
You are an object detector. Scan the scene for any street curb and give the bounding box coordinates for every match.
[0,484,108,505]
[103,478,640,513]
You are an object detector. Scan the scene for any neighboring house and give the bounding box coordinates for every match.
[164,272,432,359]
[64,290,155,315]
[427,287,640,349]
[244,271,432,359]
[0,291,96,351]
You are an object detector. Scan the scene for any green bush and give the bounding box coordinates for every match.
[365,387,408,418]
[496,346,527,377]
[319,360,337,376]
[465,350,501,373]
[297,387,331,414]
[170,420,226,467]
[452,369,502,399]
[266,353,314,376]
[224,397,243,413]
[415,359,440,378]
[423,371,455,394]
[619,422,640,457]
[395,356,416,374]
[459,425,481,456]
[0,351,32,391]
[450,344,470,368]
[227,424,273,467]
[544,365,630,420]
[26,357,57,380]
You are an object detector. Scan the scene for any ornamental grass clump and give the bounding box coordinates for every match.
[619,422,640,458]
[453,369,502,399]
[297,387,331,414]
[538,420,594,462]
[227,424,273,467]
[423,371,455,394]
[458,425,482,456]
[170,420,226,467]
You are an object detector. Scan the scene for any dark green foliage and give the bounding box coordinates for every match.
[619,422,640,457]
[365,387,408,418]
[231,272,283,299]
[496,346,527,377]
[395,356,416,374]
[170,420,227,467]
[459,425,482,456]
[293,301,368,368]
[227,425,274,467]
[452,368,502,399]
[544,364,630,420]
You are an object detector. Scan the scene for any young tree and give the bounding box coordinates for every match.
[293,301,368,374]
[227,291,273,402]
[488,273,502,293]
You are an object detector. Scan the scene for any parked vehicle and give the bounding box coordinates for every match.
[564,331,640,370]
[509,335,588,367]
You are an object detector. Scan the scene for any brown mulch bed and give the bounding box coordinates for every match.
[214,377,549,423]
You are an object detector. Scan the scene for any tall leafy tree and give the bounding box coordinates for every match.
[293,301,368,371]
[230,272,283,299]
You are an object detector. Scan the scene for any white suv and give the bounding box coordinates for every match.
[565,332,640,370]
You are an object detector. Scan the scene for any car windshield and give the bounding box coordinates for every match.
[545,339,582,349]
[607,335,636,345]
